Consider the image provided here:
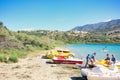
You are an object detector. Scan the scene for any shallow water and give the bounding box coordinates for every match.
[64,44,120,61]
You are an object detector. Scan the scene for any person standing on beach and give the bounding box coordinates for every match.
[85,52,96,67]
[85,54,89,68]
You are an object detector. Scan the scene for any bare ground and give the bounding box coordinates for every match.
[0,50,84,80]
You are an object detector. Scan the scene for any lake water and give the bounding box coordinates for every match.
[64,44,120,61]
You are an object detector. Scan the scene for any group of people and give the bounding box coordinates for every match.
[85,52,116,68]
[105,53,116,65]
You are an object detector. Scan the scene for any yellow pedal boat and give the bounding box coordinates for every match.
[96,59,120,69]
[46,49,75,59]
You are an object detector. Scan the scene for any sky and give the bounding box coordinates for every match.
[0,0,120,31]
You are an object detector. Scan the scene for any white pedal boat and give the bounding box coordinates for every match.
[80,65,120,80]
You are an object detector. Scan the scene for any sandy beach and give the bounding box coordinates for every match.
[0,50,84,80]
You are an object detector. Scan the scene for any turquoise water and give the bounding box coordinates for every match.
[64,44,120,60]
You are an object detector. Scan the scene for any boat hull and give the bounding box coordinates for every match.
[53,59,83,64]
[87,75,120,80]
[80,65,120,80]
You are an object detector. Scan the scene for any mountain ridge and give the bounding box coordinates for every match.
[71,19,120,32]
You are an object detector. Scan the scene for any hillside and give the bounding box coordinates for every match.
[20,19,120,44]
[0,22,64,63]
[0,22,63,50]
[72,19,120,32]
[1,20,120,51]
[20,29,120,44]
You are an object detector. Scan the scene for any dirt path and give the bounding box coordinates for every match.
[0,51,84,80]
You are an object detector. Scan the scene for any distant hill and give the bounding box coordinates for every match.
[0,22,61,50]
[71,19,120,32]
[1,20,120,47]
[20,19,120,44]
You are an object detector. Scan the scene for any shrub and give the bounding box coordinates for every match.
[12,49,27,58]
[0,54,7,62]
[16,50,27,58]
[26,45,36,51]
[44,46,49,50]
[3,49,27,58]
[8,55,18,63]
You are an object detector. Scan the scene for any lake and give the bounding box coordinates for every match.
[64,44,120,61]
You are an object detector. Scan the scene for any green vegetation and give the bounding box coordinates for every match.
[8,55,18,63]
[0,54,7,62]
[0,49,27,63]
[21,30,120,44]
[0,22,64,63]
[0,21,120,63]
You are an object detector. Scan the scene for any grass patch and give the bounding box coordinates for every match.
[8,54,18,63]
[0,54,7,62]
[0,45,52,63]
[1,49,27,58]
[26,45,36,52]
[0,49,27,63]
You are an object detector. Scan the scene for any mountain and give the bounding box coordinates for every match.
[71,19,120,32]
